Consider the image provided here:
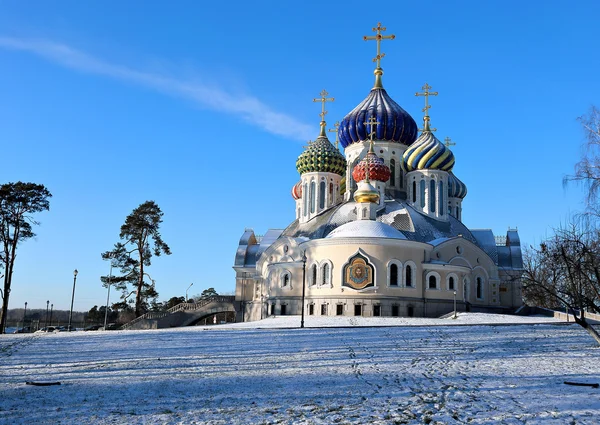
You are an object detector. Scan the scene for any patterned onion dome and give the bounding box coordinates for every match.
[402,131,455,172]
[340,171,346,195]
[338,88,418,149]
[296,136,346,176]
[447,172,467,199]
[352,152,391,183]
[291,181,302,200]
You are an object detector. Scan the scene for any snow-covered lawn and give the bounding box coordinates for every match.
[1,315,599,424]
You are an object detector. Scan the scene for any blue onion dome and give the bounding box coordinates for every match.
[296,134,346,176]
[447,172,467,199]
[338,88,418,149]
[402,125,455,172]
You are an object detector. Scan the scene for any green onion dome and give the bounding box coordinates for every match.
[402,130,455,172]
[447,172,467,199]
[296,135,346,176]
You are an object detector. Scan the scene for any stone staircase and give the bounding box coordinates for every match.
[120,296,237,330]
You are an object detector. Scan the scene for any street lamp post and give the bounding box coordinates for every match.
[23,302,27,331]
[68,269,78,331]
[45,300,50,328]
[49,304,53,327]
[104,262,114,330]
[301,251,307,329]
[453,290,457,319]
[186,283,193,303]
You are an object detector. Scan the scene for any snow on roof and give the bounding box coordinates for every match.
[326,220,407,239]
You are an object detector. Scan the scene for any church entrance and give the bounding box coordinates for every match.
[280,305,287,315]
[354,304,362,316]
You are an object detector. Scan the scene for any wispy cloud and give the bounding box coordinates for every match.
[0,37,313,141]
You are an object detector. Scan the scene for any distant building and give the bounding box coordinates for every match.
[233,24,522,321]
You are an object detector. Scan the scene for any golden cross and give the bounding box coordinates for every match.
[416,83,438,132]
[364,116,380,152]
[313,89,334,122]
[328,121,340,149]
[364,22,395,69]
[444,137,456,148]
[302,140,313,149]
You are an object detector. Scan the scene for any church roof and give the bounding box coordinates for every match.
[281,199,480,248]
[338,88,418,149]
[326,220,406,239]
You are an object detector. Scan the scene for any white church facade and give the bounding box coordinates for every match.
[233,23,523,321]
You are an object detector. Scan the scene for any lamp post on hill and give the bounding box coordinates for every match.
[23,302,27,331]
[68,269,78,331]
[49,304,53,327]
[301,251,307,329]
[453,290,457,319]
[45,300,49,328]
[186,283,193,303]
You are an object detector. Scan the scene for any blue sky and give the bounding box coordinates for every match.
[1,1,599,312]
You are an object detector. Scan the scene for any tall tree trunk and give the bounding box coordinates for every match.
[0,277,9,334]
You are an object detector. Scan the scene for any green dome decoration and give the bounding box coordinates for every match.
[296,136,346,176]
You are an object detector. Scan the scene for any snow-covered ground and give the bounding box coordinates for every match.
[1,314,599,424]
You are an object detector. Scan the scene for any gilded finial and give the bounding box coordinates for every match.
[328,121,340,149]
[313,89,334,137]
[415,83,438,132]
[363,22,395,89]
[444,137,456,148]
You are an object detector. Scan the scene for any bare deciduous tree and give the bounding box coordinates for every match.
[523,224,600,344]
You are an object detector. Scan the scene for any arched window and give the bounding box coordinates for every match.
[476,277,483,299]
[420,180,426,208]
[448,276,455,290]
[430,179,436,213]
[428,275,437,289]
[321,263,330,286]
[405,265,413,287]
[439,181,444,216]
[457,206,461,221]
[303,183,308,216]
[310,180,316,213]
[390,264,398,286]
[448,179,453,197]
[390,159,396,187]
[399,169,404,188]
[329,183,333,206]
[363,208,367,218]
[412,181,417,203]
[311,264,317,286]
[283,273,290,287]
[319,181,326,209]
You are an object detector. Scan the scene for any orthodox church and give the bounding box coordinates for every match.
[233,23,523,321]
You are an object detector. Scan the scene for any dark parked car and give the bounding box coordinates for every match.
[13,327,31,334]
[84,325,103,331]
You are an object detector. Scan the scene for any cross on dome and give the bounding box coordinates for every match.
[328,121,340,149]
[415,83,439,132]
[444,137,456,147]
[364,22,395,88]
[313,89,334,137]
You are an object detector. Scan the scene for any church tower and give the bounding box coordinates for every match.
[337,23,418,201]
[295,90,346,224]
[402,84,455,222]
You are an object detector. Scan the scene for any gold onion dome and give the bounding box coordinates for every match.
[353,180,380,204]
[296,133,346,176]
